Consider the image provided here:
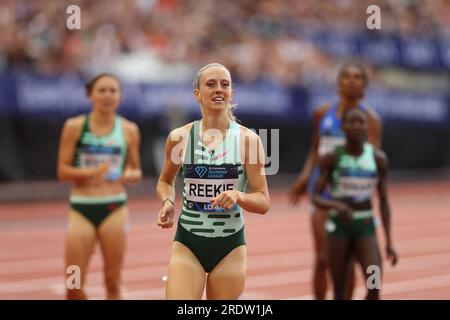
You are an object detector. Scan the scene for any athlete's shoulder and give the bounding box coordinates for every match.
[237,123,254,134]
[372,145,388,169]
[170,122,193,136]
[63,115,85,132]
[166,122,193,146]
[237,124,260,143]
[312,103,332,119]
[120,116,140,135]
[237,124,265,163]
[311,103,332,129]
[318,149,337,168]
[373,146,387,160]
[60,115,85,142]
[364,106,382,123]
[373,147,389,176]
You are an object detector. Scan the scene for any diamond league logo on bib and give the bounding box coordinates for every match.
[195,166,208,178]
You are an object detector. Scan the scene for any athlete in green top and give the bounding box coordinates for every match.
[156,63,270,300]
[57,74,142,299]
[313,107,398,300]
[289,63,382,300]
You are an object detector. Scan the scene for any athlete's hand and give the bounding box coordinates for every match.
[211,190,241,211]
[386,244,398,266]
[335,202,353,224]
[157,201,175,228]
[288,178,308,205]
[120,168,142,185]
[89,162,110,182]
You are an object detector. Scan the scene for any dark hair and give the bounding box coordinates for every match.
[85,73,120,96]
[337,62,369,87]
[342,107,367,123]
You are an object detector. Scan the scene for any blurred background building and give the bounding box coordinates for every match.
[0,0,449,182]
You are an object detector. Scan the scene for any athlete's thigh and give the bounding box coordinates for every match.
[206,245,246,300]
[65,209,97,285]
[328,236,353,288]
[311,207,329,256]
[354,236,382,281]
[166,241,206,300]
[98,206,129,278]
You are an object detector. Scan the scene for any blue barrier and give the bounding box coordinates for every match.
[308,87,449,126]
[0,72,448,126]
[305,31,450,70]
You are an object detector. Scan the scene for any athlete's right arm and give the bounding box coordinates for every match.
[156,126,188,229]
[366,107,383,149]
[57,117,109,182]
[312,152,353,224]
[375,148,398,266]
[288,105,328,205]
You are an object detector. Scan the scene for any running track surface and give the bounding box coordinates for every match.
[0,181,449,300]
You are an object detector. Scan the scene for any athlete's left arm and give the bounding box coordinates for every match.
[367,107,383,149]
[122,120,142,185]
[375,149,398,266]
[211,130,270,214]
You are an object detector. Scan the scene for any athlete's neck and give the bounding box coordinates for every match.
[199,113,231,136]
[89,110,115,128]
[337,96,361,115]
[345,141,364,157]
[198,113,231,150]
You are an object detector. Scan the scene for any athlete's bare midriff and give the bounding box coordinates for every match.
[71,180,126,197]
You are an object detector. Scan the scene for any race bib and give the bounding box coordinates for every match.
[78,145,122,174]
[337,176,377,200]
[183,164,239,212]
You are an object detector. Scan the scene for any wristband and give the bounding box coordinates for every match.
[163,199,174,207]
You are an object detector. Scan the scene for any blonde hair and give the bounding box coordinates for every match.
[193,63,237,121]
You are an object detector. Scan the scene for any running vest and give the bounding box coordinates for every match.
[180,120,247,237]
[308,102,367,194]
[330,143,378,218]
[318,102,366,156]
[74,115,127,181]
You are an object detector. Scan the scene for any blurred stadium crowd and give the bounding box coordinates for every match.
[0,0,449,182]
[1,0,449,86]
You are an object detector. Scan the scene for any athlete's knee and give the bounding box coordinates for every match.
[315,254,328,271]
[104,272,121,295]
